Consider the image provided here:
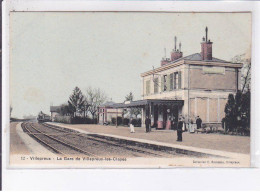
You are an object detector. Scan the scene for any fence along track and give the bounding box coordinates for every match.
[23,122,98,157]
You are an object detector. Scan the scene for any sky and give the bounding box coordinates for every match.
[10,12,251,118]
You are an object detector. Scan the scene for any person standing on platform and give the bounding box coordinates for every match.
[145,116,151,133]
[151,114,154,129]
[171,116,175,130]
[129,117,135,133]
[196,116,202,130]
[183,116,187,132]
[149,115,153,132]
[177,117,183,142]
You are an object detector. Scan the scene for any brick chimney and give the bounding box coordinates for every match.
[161,57,171,66]
[160,48,171,66]
[171,36,183,61]
[201,27,213,60]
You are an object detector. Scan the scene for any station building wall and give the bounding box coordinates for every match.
[189,66,240,91]
[98,108,124,124]
[51,112,59,122]
[142,64,239,125]
[189,96,229,124]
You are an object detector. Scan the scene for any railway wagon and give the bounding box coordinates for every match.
[37,111,51,123]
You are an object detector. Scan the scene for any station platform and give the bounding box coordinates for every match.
[10,122,57,157]
[46,122,250,160]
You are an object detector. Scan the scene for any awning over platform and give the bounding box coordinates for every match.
[110,99,184,108]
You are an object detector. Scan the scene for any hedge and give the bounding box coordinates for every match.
[54,115,71,124]
[54,116,97,124]
[123,118,130,126]
[112,117,141,127]
[111,117,123,125]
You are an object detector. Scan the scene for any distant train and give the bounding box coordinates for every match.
[37,111,51,123]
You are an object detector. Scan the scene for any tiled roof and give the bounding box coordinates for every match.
[140,53,239,77]
[99,101,116,107]
[169,53,229,64]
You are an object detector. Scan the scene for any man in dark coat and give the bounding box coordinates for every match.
[177,118,183,141]
[145,116,151,133]
[196,116,202,129]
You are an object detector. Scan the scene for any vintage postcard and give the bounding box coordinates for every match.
[8,11,251,168]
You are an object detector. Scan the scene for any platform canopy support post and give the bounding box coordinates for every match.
[149,103,152,120]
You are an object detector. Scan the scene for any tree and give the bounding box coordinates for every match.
[125,92,134,101]
[229,54,251,135]
[234,91,243,133]
[224,91,250,135]
[124,92,141,118]
[241,90,250,134]
[59,103,73,116]
[82,99,90,118]
[131,108,142,118]
[68,87,85,117]
[232,54,251,93]
[86,87,107,119]
[224,94,236,132]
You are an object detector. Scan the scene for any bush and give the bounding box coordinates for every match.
[71,117,97,124]
[223,91,250,135]
[131,118,142,127]
[221,118,226,129]
[111,117,116,125]
[117,117,122,125]
[123,118,130,126]
[137,118,142,127]
[54,116,97,124]
[54,115,72,124]
[111,117,122,125]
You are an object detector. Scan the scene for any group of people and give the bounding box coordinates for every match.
[129,115,203,142]
[176,116,202,141]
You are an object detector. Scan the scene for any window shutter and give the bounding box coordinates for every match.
[174,73,177,89]
[154,78,158,94]
[161,76,164,92]
[170,73,173,91]
[146,80,150,95]
[178,71,182,89]
[167,74,171,91]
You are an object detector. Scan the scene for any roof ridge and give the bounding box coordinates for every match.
[166,52,229,65]
[211,56,228,62]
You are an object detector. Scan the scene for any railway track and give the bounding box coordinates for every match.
[22,122,189,158]
[40,123,182,157]
[21,122,98,157]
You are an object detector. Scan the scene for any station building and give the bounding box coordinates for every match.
[98,101,124,124]
[50,106,61,122]
[107,27,243,129]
